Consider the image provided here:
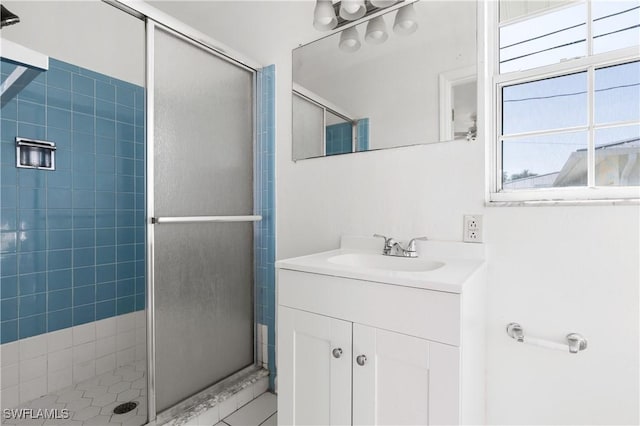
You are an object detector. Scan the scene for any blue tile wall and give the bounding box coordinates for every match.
[357,118,370,152]
[255,65,276,389]
[326,122,353,155]
[0,57,145,344]
[325,118,369,155]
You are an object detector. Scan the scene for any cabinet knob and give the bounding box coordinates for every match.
[356,354,367,366]
[332,348,343,358]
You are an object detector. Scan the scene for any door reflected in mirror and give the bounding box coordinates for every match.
[292,0,477,161]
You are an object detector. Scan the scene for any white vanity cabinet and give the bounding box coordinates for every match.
[279,307,352,425]
[277,251,486,426]
[352,323,457,426]
[280,305,458,425]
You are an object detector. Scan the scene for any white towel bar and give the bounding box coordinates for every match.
[506,322,587,354]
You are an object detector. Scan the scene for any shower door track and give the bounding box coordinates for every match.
[154,364,266,426]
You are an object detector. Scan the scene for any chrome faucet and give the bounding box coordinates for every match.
[374,234,428,258]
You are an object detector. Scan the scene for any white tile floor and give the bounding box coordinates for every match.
[3,360,276,426]
[2,360,146,426]
[214,392,276,426]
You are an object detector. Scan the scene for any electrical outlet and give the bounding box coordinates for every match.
[463,214,483,243]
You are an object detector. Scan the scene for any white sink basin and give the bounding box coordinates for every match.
[276,238,485,293]
[327,253,445,272]
[275,236,485,293]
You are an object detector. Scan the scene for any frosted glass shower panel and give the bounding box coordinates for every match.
[154,223,254,411]
[153,26,255,412]
[154,28,253,217]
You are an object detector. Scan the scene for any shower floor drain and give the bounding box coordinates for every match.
[113,401,138,414]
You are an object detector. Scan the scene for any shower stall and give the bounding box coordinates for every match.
[0,1,274,424]
[147,21,262,418]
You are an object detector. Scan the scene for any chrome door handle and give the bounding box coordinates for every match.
[332,348,343,358]
[356,354,367,366]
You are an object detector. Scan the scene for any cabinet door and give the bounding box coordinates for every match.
[353,324,432,425]
[278,306,352,425]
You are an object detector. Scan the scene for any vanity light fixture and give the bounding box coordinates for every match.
[314,0,404,32]
[365,16,388,44]
[393,2,418,35]
[339,26,362,52]
[315,0,418,53]
[313,0,338,31]
[339,0,367,21]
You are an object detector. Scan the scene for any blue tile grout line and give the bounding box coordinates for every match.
[0,57,145,344]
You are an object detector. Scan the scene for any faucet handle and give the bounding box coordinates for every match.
[374,234,395,255]
[374,234,392,245]
[406,236,428,252]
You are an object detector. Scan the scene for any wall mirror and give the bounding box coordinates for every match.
[292,0,477,161]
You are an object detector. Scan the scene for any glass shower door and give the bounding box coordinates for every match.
[150,24,256,413]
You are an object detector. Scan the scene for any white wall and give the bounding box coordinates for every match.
[485,206,639,424]
[63,1,639,423]
[1,1,144,86]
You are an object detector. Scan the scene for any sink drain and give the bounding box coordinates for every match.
[113,401,138,414]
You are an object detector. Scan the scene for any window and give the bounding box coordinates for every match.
[491,0,640,202]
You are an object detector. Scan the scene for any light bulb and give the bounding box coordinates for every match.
[365,16,388,44]
[314,0,338,31]
[370,0,398,8]
[340,0,366,20]
[339,27,361,52]
[393,3,418,36]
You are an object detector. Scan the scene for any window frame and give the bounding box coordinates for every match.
[487,0,640,203]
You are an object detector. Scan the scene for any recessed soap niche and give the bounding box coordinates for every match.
[15,137,56,170]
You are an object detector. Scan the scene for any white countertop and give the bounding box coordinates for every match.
[275,236,486,294]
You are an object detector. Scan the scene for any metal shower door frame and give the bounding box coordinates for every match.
[144,17,260,425]
[95,1,263,423]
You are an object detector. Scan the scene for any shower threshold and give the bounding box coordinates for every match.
[157,365,269,426]
[3,359,147,426]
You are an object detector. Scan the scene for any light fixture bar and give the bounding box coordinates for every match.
[332,0,403,29]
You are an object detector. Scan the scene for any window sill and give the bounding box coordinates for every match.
[486,198,640,207]
[487,187,640,206]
